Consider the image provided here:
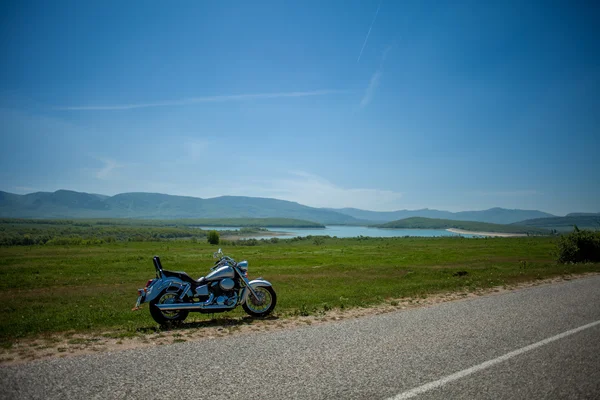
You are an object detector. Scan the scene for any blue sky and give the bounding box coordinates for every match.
[1,0,598,215]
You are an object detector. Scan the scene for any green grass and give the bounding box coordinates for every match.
[0,236,598,344]
[377,217,550,235]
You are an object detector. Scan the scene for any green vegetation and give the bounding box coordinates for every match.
[0,218,207,246]
[207,230,220,245]
[376,217,550,235]
[181,218,324,227]
[0,218,321,246]
[556,227,600,263]
[0,217,323,228]
[0,235,598,344]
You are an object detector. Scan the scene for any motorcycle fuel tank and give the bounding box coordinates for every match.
[205,265,235,281]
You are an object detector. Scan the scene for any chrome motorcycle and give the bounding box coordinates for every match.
[133,249,276,324]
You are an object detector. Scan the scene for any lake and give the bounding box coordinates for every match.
[197,226,477,239]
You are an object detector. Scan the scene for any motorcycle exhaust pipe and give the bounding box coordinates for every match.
[156,303,236,311]
[155,295,236,311]
[155,293,213,311]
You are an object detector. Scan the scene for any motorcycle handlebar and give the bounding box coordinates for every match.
[210,255,236,271]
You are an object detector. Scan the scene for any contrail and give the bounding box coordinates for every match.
[56,90,347,111]
[357,1,382,63]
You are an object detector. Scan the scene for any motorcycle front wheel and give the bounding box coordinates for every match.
[149,289,189,325]
[243,286,277,317]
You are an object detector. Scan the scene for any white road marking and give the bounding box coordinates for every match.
[388,319,600,400]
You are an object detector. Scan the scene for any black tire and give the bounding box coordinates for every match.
[149,289,189,325]
[243,286,277,317]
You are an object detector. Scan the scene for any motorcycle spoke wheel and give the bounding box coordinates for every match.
[150,290,189,324]
[158,293,180,318]
[245,287,275,315]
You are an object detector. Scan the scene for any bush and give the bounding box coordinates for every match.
[556,227,600,263]
[46,237,84,246]
[207,230,220,245]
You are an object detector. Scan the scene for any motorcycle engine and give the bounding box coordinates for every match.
[219,278,235,291]
[211,279,237,306]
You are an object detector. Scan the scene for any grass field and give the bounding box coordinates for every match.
[1,236,599,345]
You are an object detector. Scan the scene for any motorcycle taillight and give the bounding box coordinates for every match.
[145,279,154,288]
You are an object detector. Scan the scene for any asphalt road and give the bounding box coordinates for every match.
[2,275,599,400]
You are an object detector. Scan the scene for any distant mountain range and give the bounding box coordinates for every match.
[0,189,575,226]
[0,190,360,224]
[327,207,555,225]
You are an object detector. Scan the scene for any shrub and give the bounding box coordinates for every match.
[207,230,220,245]
[296,304,311,316]
[556,227,600,263]
[46,237,84,246]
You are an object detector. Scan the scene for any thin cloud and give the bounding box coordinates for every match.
[357,1,382,63]
[360,70,382,108]
[360,45,392,108]
[474,190,541,197]
[184,138,210,161]
[148,170,404,211]
[256,171,403,211]
[56,90,347,111]
[13,186,37,194]
[96,158,123,180]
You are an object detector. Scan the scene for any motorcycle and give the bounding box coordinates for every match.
[133,249,276,324]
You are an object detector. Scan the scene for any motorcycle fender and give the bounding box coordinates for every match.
[143,277,186,303]
[241,279,273,304]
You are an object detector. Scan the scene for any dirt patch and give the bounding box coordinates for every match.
[1,272,597,366]
[222,231,291,241]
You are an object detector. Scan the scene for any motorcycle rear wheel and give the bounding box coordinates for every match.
[243,286,276,317]
[149,289,189,325]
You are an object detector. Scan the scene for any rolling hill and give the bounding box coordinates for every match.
[0,189,562,228]
[513,214,600,232]
[0,190,360,224]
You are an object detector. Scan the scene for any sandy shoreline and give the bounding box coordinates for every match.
[222,230,291,241]
[228,228,529,240]
[446,228,527,237]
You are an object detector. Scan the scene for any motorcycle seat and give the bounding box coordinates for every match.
[161,269,199,285]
